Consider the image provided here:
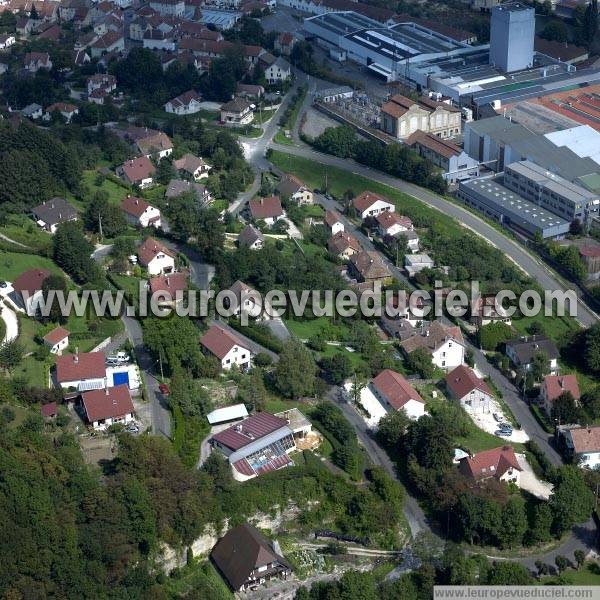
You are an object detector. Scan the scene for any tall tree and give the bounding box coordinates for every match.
[273,340,316,398]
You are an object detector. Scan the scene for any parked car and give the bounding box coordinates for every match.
[493,413,502,422]
[0,281,7,288]
[106,351,130,366]
[159,383,170,396]
[499,423,512,432]
[125,423,139,434]
[495,429,511,437]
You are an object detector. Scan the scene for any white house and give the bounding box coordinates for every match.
[164,90,202,115]
[121,196,162,229]
[220,97,254,126]
[324,210,344,235]
[149,0,185,17]
[540,374,580,417]
[445,365,494,414]
[200,323,253,371]
[459,446,522,485]
[375,211,413,238]
[237,224,264,250]
[0,34,16,50]
[277,174,313,205]
[135,132,173,160]
[55,352,107,391]
[248,196,285,226]
[370,369,425,420]
[43,327,70,355]
[12,268,50,316]
[353,191,395,220]
[404,254,434,277]
[226,280,263,319]
[172,153,211,180]
[400,320,465,371]
[81,385,135,430]
[265,56,291,84]
[137,237,175,276]
[505,336,559,375]
[561,425,600,469]
[117,157,156,188]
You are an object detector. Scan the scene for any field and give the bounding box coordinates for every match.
[285,316,351,341]
[79,170,130,206]
[544,562,600,585]
[511,314,580,344]
[0,215,53,254]
[0,251,64,282]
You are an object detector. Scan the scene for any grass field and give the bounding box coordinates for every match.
[80,170,130,206]
[511,314,580,343]
[0,215,53,254]
[544,562,600,585]
[0,251,63,282]
[285,316,351,341]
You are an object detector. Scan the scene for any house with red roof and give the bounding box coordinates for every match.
[148,271,188,305]
[209,412,297,481]
[248,196,284,226]
[55,352,107,391]
[137,237,175,276]
[121,195,162,229]
[40,402,58,419]
[560,425,600,469]
[44,102,79,123]
[370,369,425,420]
[81,385,135,430]
[375,211,413,238]
[23,52,52,72]
[540,374,580,417]
[459,446,522,485]
[274,31,296,55]
[43,326,69,355]
[117,157,156,188]
[445,365,494,414]
[324,209,344,235]
[352,191,395,220]
[200,323,253,371]
[12,268,50,316]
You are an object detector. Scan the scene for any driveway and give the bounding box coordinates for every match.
[516,453,553,500]
[1,302,18,343]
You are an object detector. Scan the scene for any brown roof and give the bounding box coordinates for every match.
[568,426,600,454]
[375,210,412,231]
[82,385,134,423]
[350,250,391,280]
[353,191,391,214]
[211,524,291,590]
[40,402,58,418]
[55,352,106,383]
[277,173,306,197]
[401,320,464,355]
[119,157,155,183]
[173,153,207,174]
[211,412,289,451]
[200,323,249,360]
[381,100,409,119]
[417,96,461,113]
[137,237,174,266]
[91,30,123,49]
[324,209,343,228]
[406,130,463,159]
[249,196,284,220]
[221,97,253,114]
[542,374,581,403]
[534,37,588,62]
[136,131,173,156]
[278,32,294,45]
[445,365,493,400]
[121,195,151,218]
[43,326,70,346]
[327,231,361,256]
[580,246,600,258]
[371,369,424,410]
[12,268,50,296]
[459,446,522,481]
[149,272,188,296]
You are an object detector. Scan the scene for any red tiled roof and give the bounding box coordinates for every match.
[327,230,361,255]
[149,272,188,296]
[46,102,78,114]
[82,385,134,423]
[119,157,155,183]
[200,323,249,360]
[445,365,492,400]
[375,210,412,230]
[406,130,463,159]
[381,100,408,119]
[121,195,150,218]
[325,209,343,228]
[55,352,106,383]
[137,237,174,266]
[43,326,69,345]
[371,369,424,410]
[40,402,57,417]
[543,374,580,402]
[249,196,284,220]
[211,412,289,451]
[459,446,522,481]
[353,190,391,213]
[12,268,50,296]
[569,426,600,454]
[580,246,600,258]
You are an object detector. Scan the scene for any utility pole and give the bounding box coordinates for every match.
[98,213,103,240]
[159,350,164,382]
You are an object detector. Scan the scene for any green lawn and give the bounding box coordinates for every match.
[0,252,63,282]
[274,129,295,145]
[14,355,46,388]
[319,344,365,369]
[511,314,580,344]
[17,316,43,353]
[0,214,53,254]
[285,316,351,341]
[80,170,130,206]
[544,562,600,585]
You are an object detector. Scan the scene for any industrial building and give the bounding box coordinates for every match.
[457,177,571,239]
[489,4,535,73]
[503,160,600,224]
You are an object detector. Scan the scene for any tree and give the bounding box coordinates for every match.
[54,222,101,285]
[111,237,136,261]
[376,410,409,450]
[555,555,568,573]
[584,324,600,375]
[498,496,527,548]
[84,191,127,238]
[274,340,316,398]
[540,21,568,42]
[550,466,595,535]
[406,347,435,379]
[30,3,38,19]
[579,0,599,49]
[240,368,267,412]
[41,273,68,324]
[528,502,553,545]
[155,158,176,185]
[528,351,550,385]
[478,321,513,351]
[320,353,352,384]
[551,391,581,424]
[485,562,533,585]
[574,549,586,570]
[0,340,23,373]
[582,386,600,420]
[313,126,357,159]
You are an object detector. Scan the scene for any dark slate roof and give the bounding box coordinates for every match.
[505,335,560,363]
[32,197,78,226]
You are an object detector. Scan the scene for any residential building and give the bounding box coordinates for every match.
[117,157,156,188]
[225,280,262,319]
[135,131,173,160]
[505,336,559,375]
[470,295,512,328]
[21,103,43,119]
[220,97,254,126]
[209,412,296,480]
[44,103,79,123]
[55,352,106,391]
[23,52,52,72]
[352,191,395,219]
[43,327,69,355]
[559,425,600,469]
[459,446,522,485]
[137,237,175,275]
[370,369,425,419]
[380,94,461,140]
[446,365,494,413]
[87,73,116,95]
[121,196,162,229]
[400,319,465,370]
[265,56,291,83]
[540,374,580,417]
[277,174,313,205]
[164,90,203,115]
[41,402,58,419]
[275,31,296,55]
[0,34,16,49]
[12,268,50,316]
[375,211,413,238]
[172,153,211,180]
[406,131,480,183]
[249,196,284,226]
[148,272,188,305]
[327,231,361,260]
[165,179,212,205]
[90,32,124,58]
[349,250,392,286]
[200,323,253,370]
[324,209,344,235]
[404,253,434,277]
[81,385,135,430]
[211,524,292,591]
[238,224,264,250]
[236,83,264,99]
[149,0,185,17]
[31,198,78,233]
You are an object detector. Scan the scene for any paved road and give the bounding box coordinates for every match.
[0,303,18,343]
[121,314,171,438]
[269,143,599,328]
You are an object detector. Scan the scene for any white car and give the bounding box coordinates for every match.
[106,351,130,365]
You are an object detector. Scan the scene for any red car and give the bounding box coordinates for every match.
[158,384,170,396]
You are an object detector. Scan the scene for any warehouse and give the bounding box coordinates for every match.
[457,177,570,239]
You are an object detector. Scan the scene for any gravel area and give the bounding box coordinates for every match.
[301,107,339,139]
